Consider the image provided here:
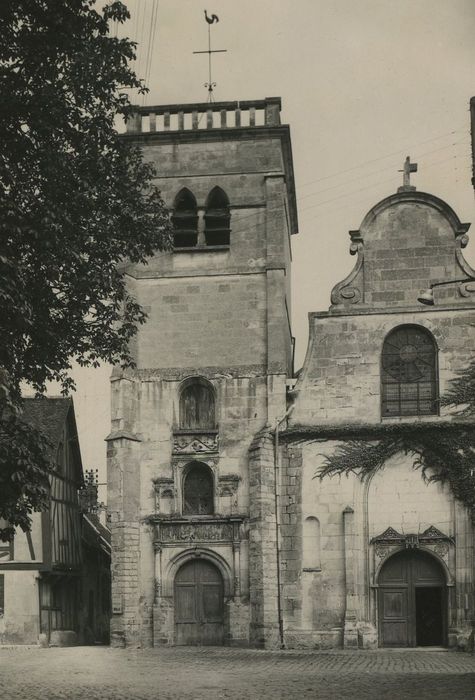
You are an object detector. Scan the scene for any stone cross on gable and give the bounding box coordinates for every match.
[398,156,418,192]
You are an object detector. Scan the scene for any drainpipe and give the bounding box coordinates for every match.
[273,399,297,649]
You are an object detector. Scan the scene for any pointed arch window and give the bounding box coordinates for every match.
[183,462,214,515]
[381,325,438,417]
[179,378,216,430]
[172,188,198,248]
[204,187,230,246]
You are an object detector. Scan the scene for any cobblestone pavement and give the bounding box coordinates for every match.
[0,646,474,700]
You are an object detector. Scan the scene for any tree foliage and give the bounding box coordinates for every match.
[0,0,171,536]
[0,416,52,540]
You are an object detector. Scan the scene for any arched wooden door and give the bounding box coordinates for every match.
[174,559,224,646]
[378,549,446,647]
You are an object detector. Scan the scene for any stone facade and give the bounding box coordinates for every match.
[283,188,475,649]
[108,99,297,648]
[109,98,475,650]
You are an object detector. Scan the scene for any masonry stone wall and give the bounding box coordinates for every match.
[361,198,467,307]
[279,442,474,649]
[109,110,296,647]
[248,429,280,648]
[293,308,475,425]
[0,571,39,644]
[284,190,475,650]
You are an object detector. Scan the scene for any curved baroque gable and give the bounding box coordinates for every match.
[331,191,472,310]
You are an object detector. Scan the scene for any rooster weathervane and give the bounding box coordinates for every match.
[193,10,228,101]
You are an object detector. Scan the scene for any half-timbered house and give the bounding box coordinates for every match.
[0,398,105,645]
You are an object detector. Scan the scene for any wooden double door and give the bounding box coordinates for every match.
[174,559,224,646]
[378,550,447,647]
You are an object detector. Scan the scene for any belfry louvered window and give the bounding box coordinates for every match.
[172,188,198,248]
[183,462,214,515]
[204,187,230,246]
[381,325,438,417]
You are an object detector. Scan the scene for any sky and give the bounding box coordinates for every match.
[48,0,475,497]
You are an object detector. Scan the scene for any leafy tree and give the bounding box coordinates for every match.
[0,0,171,538]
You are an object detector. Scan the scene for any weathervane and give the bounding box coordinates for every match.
[398,156,418,192]
[193,10,227,102]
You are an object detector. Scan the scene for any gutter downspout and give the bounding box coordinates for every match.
[274,399,297,649]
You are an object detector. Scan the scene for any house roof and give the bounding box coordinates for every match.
[21,397,72,452]
[83,514,111,557]
[20,397,83,480]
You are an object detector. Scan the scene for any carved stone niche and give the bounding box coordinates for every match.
[218,474,241,514]
[153,477,175,514]
[172,429,219,456]
[371,525,454,567]
[218,474,241,497]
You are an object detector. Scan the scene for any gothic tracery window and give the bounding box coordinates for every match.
[179,379,215,430]
[381,325,438,417]
[183,462,214,515]
[172,188,198,248]
[204,187,230,247]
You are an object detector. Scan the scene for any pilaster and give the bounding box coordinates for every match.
[248,427,280,648]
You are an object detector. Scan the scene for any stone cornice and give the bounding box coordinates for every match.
[280,418,475,443]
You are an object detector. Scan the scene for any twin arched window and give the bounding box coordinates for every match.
[381,325,438,417]
[172,187,230,248]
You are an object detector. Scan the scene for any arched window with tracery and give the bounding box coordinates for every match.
[183,462,214,515]
[179,378,216,429]
[204,187,230,246]
[381,325,438,417]
[172,188,198,248]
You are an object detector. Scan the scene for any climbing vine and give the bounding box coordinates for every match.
[440,357,475,415]
[314,351,475,512]
[318,423,475,511]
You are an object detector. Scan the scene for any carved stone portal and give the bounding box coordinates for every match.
[371,525,454,567]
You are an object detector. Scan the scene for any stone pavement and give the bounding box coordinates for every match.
[0,646,474,700]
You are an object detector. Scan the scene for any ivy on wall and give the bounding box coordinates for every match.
[319,423,475,511]
[317,356,475,511]
[440,358,475,415]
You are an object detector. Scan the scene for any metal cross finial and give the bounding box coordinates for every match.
[193,10,228,102]
[398,156,418,192]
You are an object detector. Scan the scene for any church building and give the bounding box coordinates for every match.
[107,97,475,649]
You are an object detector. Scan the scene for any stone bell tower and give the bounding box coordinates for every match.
[107,98,298,647]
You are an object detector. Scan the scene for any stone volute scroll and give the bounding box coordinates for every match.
[330,230,364,307]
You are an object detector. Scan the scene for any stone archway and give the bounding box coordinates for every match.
[378,549,447,647]
[174,558,224,646]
